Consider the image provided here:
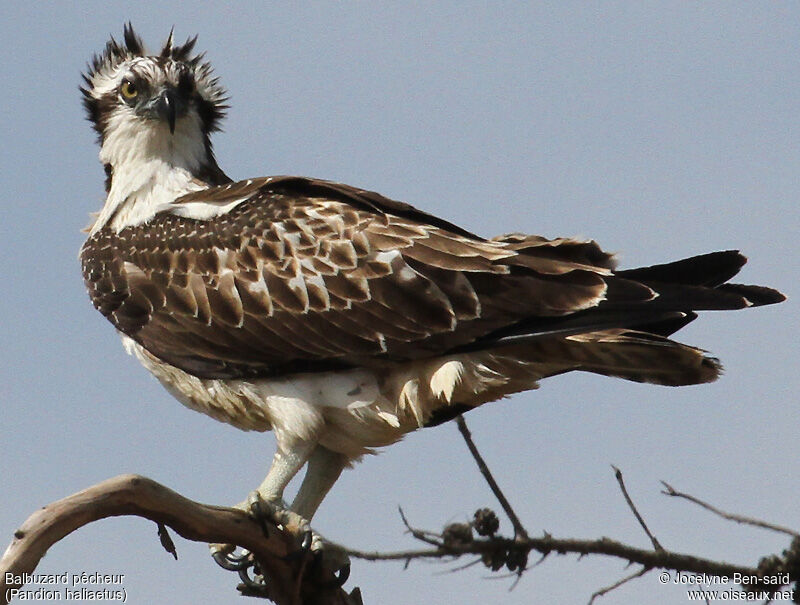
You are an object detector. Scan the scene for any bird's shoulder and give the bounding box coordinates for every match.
[170,175,483,239]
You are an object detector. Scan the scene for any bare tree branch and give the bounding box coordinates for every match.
[661,482,800,539]
[0,474,360,605]
[342,531,759,577]
[339,469,799,602]
[612,465,663,551]
[588,566,651,605]
[3,470,797,604]
[455,415,528,540]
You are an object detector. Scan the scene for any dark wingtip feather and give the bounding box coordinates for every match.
[633,311,698,337]
[616,250,747,287]
[719,284,786,307]
[697,355,724,385]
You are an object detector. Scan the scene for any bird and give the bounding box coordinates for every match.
[79,25,784,565]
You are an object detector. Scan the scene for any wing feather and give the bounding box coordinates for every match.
[80,177,685,379]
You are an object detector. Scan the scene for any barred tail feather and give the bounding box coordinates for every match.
[564,331,721,386]
[491,330,722,388]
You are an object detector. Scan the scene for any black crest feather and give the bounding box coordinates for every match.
[122,22,144,56]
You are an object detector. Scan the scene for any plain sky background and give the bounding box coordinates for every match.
[1,3,798,604]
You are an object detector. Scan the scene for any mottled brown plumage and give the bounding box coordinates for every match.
[81,175,783,385]
[79,26,785,533]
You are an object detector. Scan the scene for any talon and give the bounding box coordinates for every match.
[210,538,267,591]
[241,496,322,561]
[334,563,351,587]
[211,547,252,571]
[318,562,350,588]
[246,491,275,537]
[314,563,350,588]
[300,526,313,551]
[238,560,266,589]
[311,550,351,588]
[282,525,315,562]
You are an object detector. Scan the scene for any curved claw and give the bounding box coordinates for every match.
[247,492,276,538]
[331,563,351,587]
[212,549,252,572]
[311,555,351,588]
[282,526,315,563]
[238,562,266,589]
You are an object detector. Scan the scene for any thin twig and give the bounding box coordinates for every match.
[587,566,651,604]
[398,507,442,547]
[660,482,800,538]
[529,551,549,569]
[612,466,662,550]
[455,416,529,540]
[439,557,483,574]
[342,533,759,579]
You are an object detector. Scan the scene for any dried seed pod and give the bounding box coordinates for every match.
[473,508,500,537]
[442,522,474,548]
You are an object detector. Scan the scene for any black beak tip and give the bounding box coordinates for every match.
[155,89,178,135]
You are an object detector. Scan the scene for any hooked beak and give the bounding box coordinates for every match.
[154,88,178,134]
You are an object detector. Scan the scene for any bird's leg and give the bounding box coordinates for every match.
[233,445,350,552]
[289,445,351,582]
[291,445,348,521]
[253,440,318,509]
[210,439,317,563]
[211,442,351,586]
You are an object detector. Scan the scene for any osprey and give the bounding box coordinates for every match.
[80,26,784,554]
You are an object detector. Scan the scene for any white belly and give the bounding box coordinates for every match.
[120,334,549,459]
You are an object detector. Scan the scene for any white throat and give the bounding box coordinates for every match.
[91,110,210,234]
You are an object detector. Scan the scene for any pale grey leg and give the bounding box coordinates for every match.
[290,445,351,575]
[254,439,317,506]
[291,445,349,520]
[212,441,351,582]
[211,439,316,558]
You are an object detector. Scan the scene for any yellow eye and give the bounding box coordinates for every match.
[120,79,138,100]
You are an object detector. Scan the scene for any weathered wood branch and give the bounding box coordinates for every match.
[0,474,360,605]
[2,472,797,604]
[340,510,798,601]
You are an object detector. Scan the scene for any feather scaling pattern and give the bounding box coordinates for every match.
[82,175,784,443]
[79,26,785,527]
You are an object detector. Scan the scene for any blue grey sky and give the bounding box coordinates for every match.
[1,3,797,604]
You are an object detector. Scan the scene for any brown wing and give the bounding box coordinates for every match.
[82,176,784,379]
[81,177,624,378]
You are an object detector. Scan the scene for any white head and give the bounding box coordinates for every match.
[82,25,230,231]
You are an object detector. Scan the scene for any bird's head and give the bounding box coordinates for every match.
[82,24,227,140]
[81,24,227,176]
[81,24,227,195]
